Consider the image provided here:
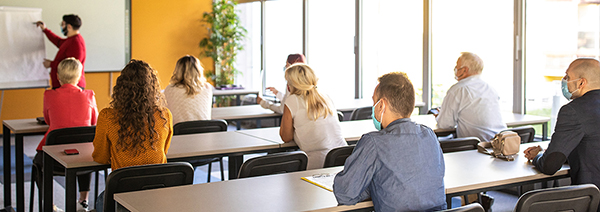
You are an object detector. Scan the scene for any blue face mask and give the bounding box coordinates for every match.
[371,100,384,130]
[561,78,580,100]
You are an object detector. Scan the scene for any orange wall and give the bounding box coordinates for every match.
[0,0,212,133]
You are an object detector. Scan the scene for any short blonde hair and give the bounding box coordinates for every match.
[57,57,82,84]
[459,52,484,74]
[285,63,334,121]
[170,55,207,95]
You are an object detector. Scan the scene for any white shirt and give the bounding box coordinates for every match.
[285,94,347,169]
[259,91,287,114]
[436,75,506,141]
[164,83,213,124]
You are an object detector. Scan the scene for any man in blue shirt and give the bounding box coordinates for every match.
[333,72,447,211]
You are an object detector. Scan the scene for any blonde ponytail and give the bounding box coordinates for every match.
[285,64,334,121]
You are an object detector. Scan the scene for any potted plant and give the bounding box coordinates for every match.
[200,0,247,106]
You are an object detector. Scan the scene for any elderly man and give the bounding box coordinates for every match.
[435,52,506,141]
[525,58,600,200]
[334,72,446,211]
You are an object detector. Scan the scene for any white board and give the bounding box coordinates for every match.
[0,6,49,90]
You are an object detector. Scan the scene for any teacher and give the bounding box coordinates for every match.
[36,14,86,89]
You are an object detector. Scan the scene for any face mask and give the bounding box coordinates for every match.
[454,67,463,81]
[371,99,385,130]
[561,78,580,100]
[61,26,68,36]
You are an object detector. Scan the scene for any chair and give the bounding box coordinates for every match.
[172,119,227,182]
[514,184,600,212]
[29,126,105,212]
[439,137,480,153]
[349,106,372,121]
[442,203,485,212]
[103,162,194,212]
[323,145,355,168]
[501,126,535,143]
[238,151,308,178]
[337,111,345,122]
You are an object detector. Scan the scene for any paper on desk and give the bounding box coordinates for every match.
[302,173,336,192]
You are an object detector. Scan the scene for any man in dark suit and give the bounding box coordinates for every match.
[524,58,600,194]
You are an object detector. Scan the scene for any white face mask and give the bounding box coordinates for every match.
[454,67,464,81]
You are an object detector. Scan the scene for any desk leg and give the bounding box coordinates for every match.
[15,135,24,212]
[228,155,243,180]
[542,122,548,141]
[236,95,241,106]
[43,152,54,212]
[3,124,12,211]
[65,170,77,212]
[446,195,452,209]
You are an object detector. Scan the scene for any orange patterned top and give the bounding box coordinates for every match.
[92,108,173,170]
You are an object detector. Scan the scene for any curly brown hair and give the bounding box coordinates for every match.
[110,59,167,156]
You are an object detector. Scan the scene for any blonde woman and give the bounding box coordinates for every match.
[164,55,213,124]
[280,63,347,169]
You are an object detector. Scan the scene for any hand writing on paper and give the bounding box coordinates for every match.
[35,21,46,30]
[43,59,52,68]
[523,145,542,161]
[266,87,279,95]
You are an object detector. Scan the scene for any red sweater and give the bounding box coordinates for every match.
[43,29,87,88]
[38,84,98,151]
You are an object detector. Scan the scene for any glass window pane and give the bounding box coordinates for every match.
[431,0,514,112]
[308,0,355,100]
[236,2,262,91]
[264,0,303,96]
[362,0,423,102]
[525,0,600,136]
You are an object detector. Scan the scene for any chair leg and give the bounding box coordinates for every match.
[219,158,225,181]
[94,171,99,209]
[207,162,212,183]
[30,166,36,212]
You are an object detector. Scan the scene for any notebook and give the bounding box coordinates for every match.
[301,173,337,192]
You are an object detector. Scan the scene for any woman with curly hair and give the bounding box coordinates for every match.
[164,55,213,124]
[92,60,172,211]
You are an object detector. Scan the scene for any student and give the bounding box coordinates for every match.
[164,55,213,124]
[256,53,306,114]
[36,14,86,89]
[32,57,98,212]
[334,72,446,211]
[92,60,173,212]
[279,63,347,169]
[524,59,600,210]
[435,52,506,141]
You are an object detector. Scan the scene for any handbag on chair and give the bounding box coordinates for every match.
[477,131,521,161]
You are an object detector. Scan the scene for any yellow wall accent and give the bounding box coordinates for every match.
[1,0,212,134]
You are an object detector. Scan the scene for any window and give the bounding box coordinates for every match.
[525,0,600,136]
[307,0,355,100]
[236,2,262,91]
[362,0,423,101]
[431,0,514,112]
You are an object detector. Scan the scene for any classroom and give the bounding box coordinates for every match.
[1,0,600,211]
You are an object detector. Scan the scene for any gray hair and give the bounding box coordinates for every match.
[459,52,484,74]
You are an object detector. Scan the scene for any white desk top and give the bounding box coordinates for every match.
[3,118,48,134]
[212,89,260,96]
[42,131,280,169]
[114,141,568,212]
[211,105,280,120]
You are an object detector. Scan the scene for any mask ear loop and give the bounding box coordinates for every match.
[379,100,385,126]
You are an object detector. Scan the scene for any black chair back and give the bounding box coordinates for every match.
[103,162,194,212]
[501,126,535,143]
[443,203,485,212]
[349,106,372,121]
[46,126,96,145]
[439,137,480,153]
[323,145,355,168]
[238,151,308,178]
[514,184,600,212]
[337,111,344,122]
[173,119,228,135]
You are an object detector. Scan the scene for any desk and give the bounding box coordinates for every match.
[2,119,48,212]
[42,131,281,212]
[502,113,551,140]
[334,98,426,114]
[114,142,569,212]
[212,89,259,106]
[211,105,282,130]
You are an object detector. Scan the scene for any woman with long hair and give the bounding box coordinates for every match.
[164,55,213,124]
[279,63,347,169]
[92,59,172,212]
